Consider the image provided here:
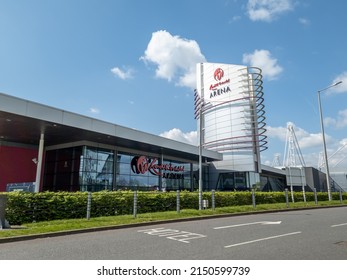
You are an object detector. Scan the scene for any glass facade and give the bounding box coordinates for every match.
[43,145,193,192]
[192,163,209,191]
[116,153,192,191]
[161,160,191,191]
[79,147,114,192]
[43,146,82,191]
[116,153,159,190]
[260,175,286,191]
[215,171,263,191]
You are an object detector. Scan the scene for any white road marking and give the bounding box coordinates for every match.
[138,227,206,243]
[224,231,302,248]
[167,232,206,243]
[331,222,347,228]
[263,221,282,225]
[214,221,281,229]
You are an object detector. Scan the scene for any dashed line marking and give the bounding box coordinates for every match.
[331,223,347,228]
[214,221,281,229]
[224,231,302,248]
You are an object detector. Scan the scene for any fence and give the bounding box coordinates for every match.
[1,189,346,225]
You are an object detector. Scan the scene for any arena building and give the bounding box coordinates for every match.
[1,62,342,193]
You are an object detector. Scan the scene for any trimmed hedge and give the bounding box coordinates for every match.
[1,190,345,225]
[4,192,89,225]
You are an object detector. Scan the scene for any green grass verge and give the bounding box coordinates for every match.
[1,200,346,239]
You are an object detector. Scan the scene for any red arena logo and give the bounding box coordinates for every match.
[131,156,185,179]
[214,68,224,81]
[209,67,230,92]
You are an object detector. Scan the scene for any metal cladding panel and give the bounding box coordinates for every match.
[91,119,117,135]
[0,93,29,114]
[212,152,257,172]
[27,102,63,123]
[115,125,146,141]
[285,167,306,186]
[62,111,93,130]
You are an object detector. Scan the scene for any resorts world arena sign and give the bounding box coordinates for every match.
[196,62,267,172]
[209,67,231,99]
[131,156,185,179]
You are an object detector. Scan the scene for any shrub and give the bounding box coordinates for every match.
[1,190,346,224]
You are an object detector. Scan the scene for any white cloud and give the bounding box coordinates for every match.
[160,128,197,145]
[325,109,347,129]
[230,15,242,23]
[299,17,310,26]
[266,122,333,168]
[319,73,347,128]
[267,122,330,150]
[266,125,287,141]
[331,72,347,94]
[265,121,347,169]
[242,49,283,80]
[246,0,294,22]
[140,30,206,89]
[327,138,347,171]
[89,107,100,114]
[110,66,134,80]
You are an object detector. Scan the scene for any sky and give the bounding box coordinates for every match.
[1,0,347,172]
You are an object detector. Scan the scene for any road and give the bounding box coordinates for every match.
[1,207,347,259]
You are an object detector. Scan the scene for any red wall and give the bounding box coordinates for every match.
[0,145,38,192]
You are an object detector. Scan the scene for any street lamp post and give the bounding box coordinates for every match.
[198,64,204,211]
[317,81,342,201]
[198,102,203,210]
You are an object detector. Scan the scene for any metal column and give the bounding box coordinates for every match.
[34,133,44,193]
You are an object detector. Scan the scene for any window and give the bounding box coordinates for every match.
[43,147,82,192]
[79,147,114,192]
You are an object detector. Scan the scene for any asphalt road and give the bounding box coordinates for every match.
[1,207,347,260]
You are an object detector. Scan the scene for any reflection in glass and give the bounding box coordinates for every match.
[80,147,114,192]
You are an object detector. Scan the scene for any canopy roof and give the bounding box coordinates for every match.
[0,92,222,162]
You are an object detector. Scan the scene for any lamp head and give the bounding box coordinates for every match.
[333,81,343,86]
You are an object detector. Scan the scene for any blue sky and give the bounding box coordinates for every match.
[1,0,347,171]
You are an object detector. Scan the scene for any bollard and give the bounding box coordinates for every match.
[176,190,180,213]
[302,187,306,203]
[252,188,256,208]
[211,189,215,211]
[285,188,289,208]
[0,194,10,229]
[198,190,202,211]
[313,188,318,205]
[86,192,92,220]
[290,185,295,203]
[133,190,138,218]
[202,199,209,209]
